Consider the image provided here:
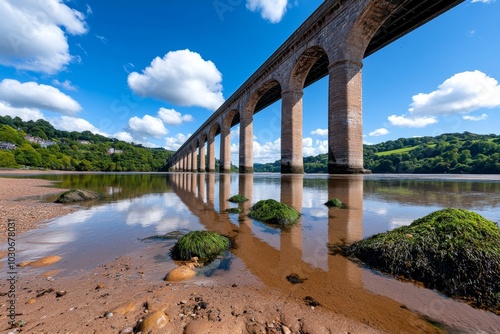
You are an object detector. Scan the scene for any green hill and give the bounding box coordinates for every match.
[0,115,173,171]
[253,132,500,174]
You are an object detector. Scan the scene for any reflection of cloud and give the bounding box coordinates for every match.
[368,207,388,215]
[309,209,328,219]
[389,218,413,230]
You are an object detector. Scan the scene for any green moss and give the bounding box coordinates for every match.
[170,231,230,263]
[142,230,185,241]
[226,207,242,214]
[228,194,248,203]
[248,199,300,227]
[324,198,346,209]
[345,208,500,314]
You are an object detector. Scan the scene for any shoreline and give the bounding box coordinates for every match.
[0,172,486,333]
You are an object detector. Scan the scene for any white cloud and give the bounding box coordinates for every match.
[389,71,500,128]
[128,49,224,110]
[0,0,87,74]
[52,79,77,91]
[409,71,500,116]
[158,108,194,126]
[303,137,328,157]
[164,133,192,151]
[463,113,488,121]
[369,128,389,137]
[253,138,281,163]
[128,115,168,138]
[0,79,82,115]
[246,0,288,23]
[471,0,495,3]
[51,116,108,136]
[114,131,134,143]
[388,115,437,128]
[0,101,43,121]
[96,35,108,43]
[311,128,328,136]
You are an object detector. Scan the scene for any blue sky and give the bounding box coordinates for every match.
[0,0,499,164]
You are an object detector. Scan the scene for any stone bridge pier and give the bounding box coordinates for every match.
[168,0,463,174]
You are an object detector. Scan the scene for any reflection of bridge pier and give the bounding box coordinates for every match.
[219,173,231,212]
[167,173,436,333]
[327,176,364,283]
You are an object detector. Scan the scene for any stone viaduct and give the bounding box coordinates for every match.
[168,0,464,174]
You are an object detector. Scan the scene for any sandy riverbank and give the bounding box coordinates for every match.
[0,172,445,333]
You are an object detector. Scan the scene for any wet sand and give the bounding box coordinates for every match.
[0,171,459,333]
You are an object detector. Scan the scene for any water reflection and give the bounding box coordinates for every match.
[169,173,500,333]
[4,172,500,332]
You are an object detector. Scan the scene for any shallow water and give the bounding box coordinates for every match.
[4,172,500,332]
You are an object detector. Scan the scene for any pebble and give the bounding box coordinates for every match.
[56,291,67,298]
[282,325,292,334]
[165,266,196,282]
[111,302,136,315]
[26,298,37,305]
[120,327,134,334]
[137,310,169,332]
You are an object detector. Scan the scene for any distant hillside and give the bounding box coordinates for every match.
[253,132,500,174]
[0,115,173,171]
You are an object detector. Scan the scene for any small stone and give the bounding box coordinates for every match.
[111,302,136,315]
[137,310,169,333]
[282,325,291,334]
[165,266,196,282]
[179,300,187,305]
[105,312,113,318]
[25,299,37,305]
[120,327,134,334]
[96,283,104,290]
[56,291,67,298]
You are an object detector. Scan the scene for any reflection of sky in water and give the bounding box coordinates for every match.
[9,192,204,273]
[4,174,500,278]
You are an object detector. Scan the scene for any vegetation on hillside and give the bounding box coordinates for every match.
[0,115,173,171]
[253,132,500,174]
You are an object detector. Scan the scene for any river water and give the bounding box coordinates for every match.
[5,173,500,332]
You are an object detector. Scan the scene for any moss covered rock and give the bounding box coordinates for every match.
[248,199,300,227]
[170,231,230,263]
[55,189,103,203]
[324,198,346,209]
[345,208,500,314]
[226,207,242,214]
[228,194,248,203]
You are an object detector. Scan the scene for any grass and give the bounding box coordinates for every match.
[343,208,500,314]
[375,146,418,157]
[226,207,242,214]
[324,198,346,209]
[248,199,300,227]
[228,194,249,203]
[170,231,230,263]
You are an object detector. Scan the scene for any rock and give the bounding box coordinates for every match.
[95,283,104,290]
[18,255,62,268]
[55,290,67,298]
[282,325,292,334]
[170,231,230,263]
[55,189,103,203]
[25,299,37,305]
[111,302,136,315]
[324,198,346,209]
[165,266,196,282]
[137,310,169,333]
[248,199,300,227]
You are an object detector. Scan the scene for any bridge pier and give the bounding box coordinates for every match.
[281,89,304,174]
[186,152,192,173]
[207,136,216,172]
[191,149,198,172]
[198,143,206,172]
[328,60,367,174]
[239,115,254,173]
[221,128,231,173]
